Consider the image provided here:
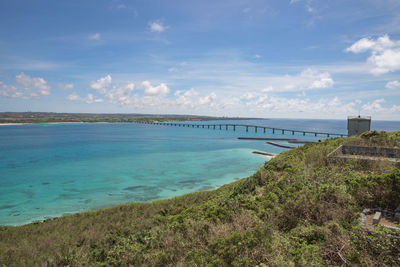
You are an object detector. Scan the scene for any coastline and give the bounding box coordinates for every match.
[0,121,117,126]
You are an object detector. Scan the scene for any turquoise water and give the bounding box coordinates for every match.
[0,119,398,225]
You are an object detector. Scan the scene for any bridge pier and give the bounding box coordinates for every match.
[152,122,343,138]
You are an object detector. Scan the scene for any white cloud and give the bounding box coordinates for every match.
[253,54,261,59]
[0,81,23,98]
[66,92,103,104]
[183,88,198,97]
[90,75,112,94]
[66,92,80,101]
[15,73,50,95]
[386,80,400,89]
[301,68,334,89]
[88,33,101,40]
[262,86,274,92]
[262,68,334,92]
[174,89,218,109]
[243,95,358,116]
[240,92,255,100]
[139,81,170,97]
[84,93,104,104]
[346,38,376,53]
[106,83,135,105]
[149,21,168,32]
[0,73,52,99]
[199,92,216,105]
[346,35,400,75]
[391,105,400,113]
[361,98,386,113]
[58,83,74,90]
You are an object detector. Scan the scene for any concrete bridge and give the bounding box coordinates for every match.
[136,121,347,138]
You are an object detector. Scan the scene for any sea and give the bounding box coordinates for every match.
[0,118,399,225]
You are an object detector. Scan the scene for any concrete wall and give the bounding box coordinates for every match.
[341,145,400,158]
[347,118,371,136]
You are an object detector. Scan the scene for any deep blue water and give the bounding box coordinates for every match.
[0,118,398,225]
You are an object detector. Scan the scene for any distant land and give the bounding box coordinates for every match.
[0,112,259,124]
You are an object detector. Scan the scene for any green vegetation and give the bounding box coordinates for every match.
[1,131,400,266]
[0,112,254,124]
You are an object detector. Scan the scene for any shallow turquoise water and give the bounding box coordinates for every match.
[0,119,398,225]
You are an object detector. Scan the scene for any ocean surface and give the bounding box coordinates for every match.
[0,118,399,225]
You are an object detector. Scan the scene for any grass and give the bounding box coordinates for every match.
[1,131,400,266]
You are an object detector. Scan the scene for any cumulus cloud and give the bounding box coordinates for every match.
[361,98,386,113]
[391,105,400,113]
[385,80,400,89]
[199,92,217,105]
[262,87,274,92]
[243,95,359,115]
[90,75,112,94]
[240,92,256,100]
[139,81,170,97]
[301,68,334,89]
[0,73,51,98]
[149,21,168,32]
[0,81,23,98]
[66,92,80,101]
[106,83,135,105]
[15,73,50,95]
[66,92,103,104]
[84,93,104,104]
[346,35,400,75]
[88,33,101,40]
[262,68,334,92]
[173,89,218,109]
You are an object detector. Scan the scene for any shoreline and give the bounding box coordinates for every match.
[0,121,134,126]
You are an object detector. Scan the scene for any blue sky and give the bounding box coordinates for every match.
[0,0,400,119]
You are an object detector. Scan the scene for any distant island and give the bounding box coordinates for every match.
[0,112,260,124]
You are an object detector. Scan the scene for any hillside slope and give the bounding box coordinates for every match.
[1,131,399,266]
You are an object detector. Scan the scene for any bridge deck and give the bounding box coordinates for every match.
[136,121,347,138]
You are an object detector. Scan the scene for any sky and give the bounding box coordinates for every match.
[0,0,400,120]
